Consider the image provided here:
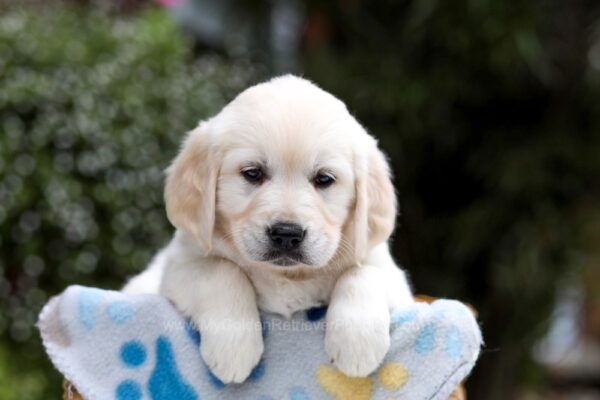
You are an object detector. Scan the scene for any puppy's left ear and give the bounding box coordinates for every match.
[353,138,397,261]
[164,122,219,254]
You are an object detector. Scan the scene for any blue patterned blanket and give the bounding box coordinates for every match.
[38,285,482,400]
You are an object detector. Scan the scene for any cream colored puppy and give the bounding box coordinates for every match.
[123,75,413,383]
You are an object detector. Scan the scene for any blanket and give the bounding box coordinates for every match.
[38,285,482,400]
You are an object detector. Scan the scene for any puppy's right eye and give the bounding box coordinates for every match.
[241,167,263,184]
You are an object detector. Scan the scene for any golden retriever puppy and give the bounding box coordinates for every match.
[123,75,413,383]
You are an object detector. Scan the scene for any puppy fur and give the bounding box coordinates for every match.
[123,75,413,383]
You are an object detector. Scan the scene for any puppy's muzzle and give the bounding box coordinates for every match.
[263,222,309,266]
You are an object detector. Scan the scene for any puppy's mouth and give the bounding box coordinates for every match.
[270,257,302,267]
[263,250,307,267]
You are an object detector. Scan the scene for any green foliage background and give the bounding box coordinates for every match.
[0,2,599,399]
[0,6,253,397]
[301,1,600,398]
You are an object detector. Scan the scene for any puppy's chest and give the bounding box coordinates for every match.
[248,272,337,318]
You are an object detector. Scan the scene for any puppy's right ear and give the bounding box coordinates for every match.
[352,136,397,262]
[164,123,218,254]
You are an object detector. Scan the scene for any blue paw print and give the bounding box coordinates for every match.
[107,301,134,325]
[78,288,105,330]
[248,359,266,381]
[184,319,201,346]
[390,308,417,326]
[289,386,309,400]
[78,289,134,329]
[79,289,271,399]
[444,326,463,359]
[391,302,465,360]
[413,322,464,359]
[415,323,436,354]
[208,369,227,390]
[305,306,327,322]
[148,336,197,400]
[120,341,146,368]
[115,335,198,399]
[116,380,142,400]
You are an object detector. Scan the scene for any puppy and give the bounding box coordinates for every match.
[123,75,413,383]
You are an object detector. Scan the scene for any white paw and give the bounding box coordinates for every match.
[200,318,264,384]
[325,305,390,377]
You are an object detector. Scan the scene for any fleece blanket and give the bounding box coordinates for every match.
[38,286,482,400]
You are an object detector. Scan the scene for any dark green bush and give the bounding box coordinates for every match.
[0,6,253,397]
[302,1,600,398]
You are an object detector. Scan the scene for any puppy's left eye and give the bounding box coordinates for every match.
[241,167,264,184]
[314,173,335,188]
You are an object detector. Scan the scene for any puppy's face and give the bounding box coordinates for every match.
[217,115,355,268]
[165,76,396,271]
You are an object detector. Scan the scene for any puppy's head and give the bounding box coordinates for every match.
[165,76,396,271]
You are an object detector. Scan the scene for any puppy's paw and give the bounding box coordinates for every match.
[200,319,264,384]
[325,306,390,377]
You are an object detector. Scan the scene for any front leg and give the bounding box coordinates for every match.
[161,255,263,384]
[325,245,413,377]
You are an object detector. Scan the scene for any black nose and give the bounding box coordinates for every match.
[268,222,306,251]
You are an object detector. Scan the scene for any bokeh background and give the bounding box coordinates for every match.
[1,0,599,399]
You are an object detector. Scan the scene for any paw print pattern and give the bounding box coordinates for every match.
[415,323,436,354]
[78,288,133,329]
[444,326,463,359]
[106,301,134,325]
[148,336,197,400]
[63,288,478,400]
[78,288,104,329]
[76,289,199,400]
[316,304,467,399]
[377,363,408,391]
[115,336,198,400]
[391,305,465,359]
[305,306,327,322]
[316,365,373,400]
[390,309,417,326]
[115,380,142,400]
[184,319,201,346]
[316,360,409,398]
[120,341,146,368]
[288,386,310,400]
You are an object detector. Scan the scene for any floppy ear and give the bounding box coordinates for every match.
[353,140,397,261]
[164,123,219,254]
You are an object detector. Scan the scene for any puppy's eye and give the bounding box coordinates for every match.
[314,173,335,188]
[241,167,263,184]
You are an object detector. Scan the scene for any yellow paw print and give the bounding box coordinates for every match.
[316,365,372,400]
[316,362,408,400]
[378,363,408,391]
